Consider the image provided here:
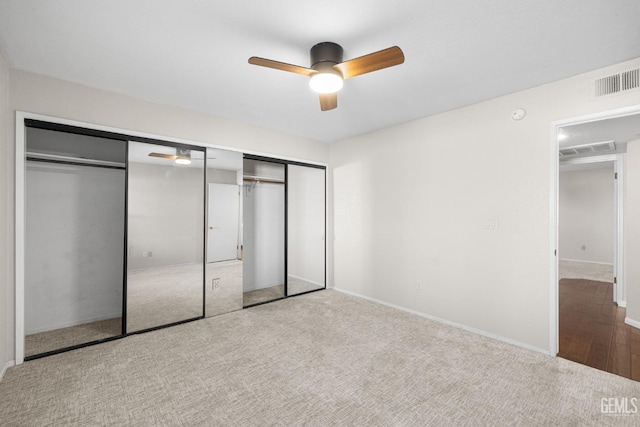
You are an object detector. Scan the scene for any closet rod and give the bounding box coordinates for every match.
[243,177,285,185]
[26,152,126,170]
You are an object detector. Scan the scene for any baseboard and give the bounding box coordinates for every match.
[559,258,613,266]
[333,288,550,356]
[618,299,627,308]
[1,360,15,381]
[625,317,640,330]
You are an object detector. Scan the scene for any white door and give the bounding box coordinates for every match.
[208,183,240,263]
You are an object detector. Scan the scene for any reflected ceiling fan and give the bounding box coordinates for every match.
[248,42,404,111]
[148,148,214,165]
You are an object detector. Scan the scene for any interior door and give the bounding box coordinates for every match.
[208,183,240,263]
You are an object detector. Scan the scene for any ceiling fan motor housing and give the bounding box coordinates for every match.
[310,42,344,73]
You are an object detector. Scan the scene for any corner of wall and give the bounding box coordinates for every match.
[0,50,13,369]
[1,360,15,381]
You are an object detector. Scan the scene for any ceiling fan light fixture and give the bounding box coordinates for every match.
[249,42,404,110]
[309,72,343,94]
[175,148,191,165]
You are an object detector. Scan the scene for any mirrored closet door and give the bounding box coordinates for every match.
[205,148,244,317]
[287,165,326,296]
[126,141,205,332]
[24,126,126,358]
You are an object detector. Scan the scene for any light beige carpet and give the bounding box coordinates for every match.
[287,276,324,296]
[2,290,640,426]
[243,284,284,306]
[243,277,323,307]
[25,317,121,358]
[127,264,203,332]
[559,259,614,283]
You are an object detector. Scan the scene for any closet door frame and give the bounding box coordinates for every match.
[22,120,128,361]
[243,154,327,305]
[14,112,327,365]
[16,117,208,362]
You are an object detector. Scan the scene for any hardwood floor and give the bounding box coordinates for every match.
[559,278,640,380]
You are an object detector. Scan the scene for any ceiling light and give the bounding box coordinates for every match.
[309,72,344,94]
[175,148,191,165]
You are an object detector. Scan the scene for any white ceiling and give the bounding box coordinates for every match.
[1,1,640,143]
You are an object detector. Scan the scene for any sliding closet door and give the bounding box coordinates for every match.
[24,127,125,358]
[205,148,244,317]
[126,141,205,332]
[242,159,285,306]
[287,165,326,296]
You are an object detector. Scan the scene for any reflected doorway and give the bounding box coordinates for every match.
[205,147,244,317]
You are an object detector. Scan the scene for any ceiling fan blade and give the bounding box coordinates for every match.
[148,153,177,160]
[248,57,316,77]
[334,46,404,79]
[319,93,337,111]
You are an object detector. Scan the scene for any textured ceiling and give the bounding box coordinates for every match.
[1,0,640,143]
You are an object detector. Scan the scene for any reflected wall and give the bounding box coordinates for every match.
[287,165,326,295]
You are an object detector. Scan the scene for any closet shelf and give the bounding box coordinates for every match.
[26,152,126,169]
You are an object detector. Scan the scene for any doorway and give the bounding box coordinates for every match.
[552,107,640,380]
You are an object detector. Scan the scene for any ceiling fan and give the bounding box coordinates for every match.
[248,42,404,111]
[148,148,214,165]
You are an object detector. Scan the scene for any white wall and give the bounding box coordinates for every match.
[559,165,614,264]
[127,160,204,270]
[243,182,285,291]
[4,69,329,365]
[288,165,325,286]
[625,140,640,324]
[331,57,640,353]
[25,163,124,333]
[0,51,11,371]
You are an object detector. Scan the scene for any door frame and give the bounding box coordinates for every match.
[558,155,623,305]
[549,105,640,356]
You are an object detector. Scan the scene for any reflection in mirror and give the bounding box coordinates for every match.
[242,159,285,306]
[205,148,244,317]
[287,165,326,296]
[126,141,204,332]
[24,127,125,357]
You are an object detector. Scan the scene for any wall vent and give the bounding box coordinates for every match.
[595,74,620,96]
[592,68,640,98]
[622,68,640,91]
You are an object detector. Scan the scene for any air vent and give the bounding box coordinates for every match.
[559,140,616,157]
[622,69,640,91]
[595,74,620,96]
[593,68,640,98]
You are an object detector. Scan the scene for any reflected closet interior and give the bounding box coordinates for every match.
[22,121,326,360]
[24,127,126,357]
